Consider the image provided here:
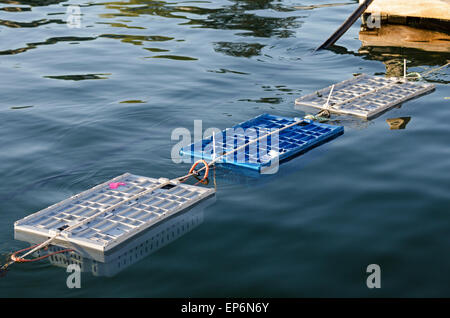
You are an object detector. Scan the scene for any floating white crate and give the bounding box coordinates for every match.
[14,173,215,256]
[295,74,435,119]
[44,196,212,274]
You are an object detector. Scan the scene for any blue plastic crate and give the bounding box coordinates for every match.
[180,113,344,173]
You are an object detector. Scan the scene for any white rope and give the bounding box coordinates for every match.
[9,116,309,264]
[405,60,449,80]
[404,58,407,79]
[208,118,303,166]
[212,133,216,161]
[326,79,402,110]
[14,236,56,260]
[421,61,450,77]
[324,84,335,109]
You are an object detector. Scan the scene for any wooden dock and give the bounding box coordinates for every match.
[360,24,450,53]
[361,0,450,21]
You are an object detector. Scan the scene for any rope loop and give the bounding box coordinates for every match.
[189,160,209,185]
[10,244,73,263]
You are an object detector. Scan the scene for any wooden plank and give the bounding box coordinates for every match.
[360,24,450,53]
[361,0,450,21]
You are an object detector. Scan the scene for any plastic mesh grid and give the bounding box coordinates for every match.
[180,113,344,172]
[295,74,435,119]
[14,173,214,251]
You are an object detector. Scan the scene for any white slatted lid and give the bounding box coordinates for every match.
[14,173,214,252]
[295,74,435,119]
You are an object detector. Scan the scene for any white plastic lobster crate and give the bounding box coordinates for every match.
[295,74,435,119]
[44,196,212,272]
[14,173,215,256]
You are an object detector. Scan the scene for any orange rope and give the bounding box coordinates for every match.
[4,159,216,274]
[193,174,209,186]
[188,159,209,185]
[11,244,74,263]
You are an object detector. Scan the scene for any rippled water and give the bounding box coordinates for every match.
[1,0,449,297]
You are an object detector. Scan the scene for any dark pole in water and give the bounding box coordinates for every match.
[315,0,375,51]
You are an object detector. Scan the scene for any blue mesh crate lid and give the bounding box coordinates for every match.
[180,114,344,173]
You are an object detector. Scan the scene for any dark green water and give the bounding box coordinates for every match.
[1,0,449,297]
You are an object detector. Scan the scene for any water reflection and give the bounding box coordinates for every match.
[206,68,249,75]
[44,73,111,80]
[0,0,303,61]
[0,17,64,28]
[386,117,411,130]
[0,6,31,11]
[10,105,34,109]
[45,196,215,277]
[359,23,450,78]
[0,36,96,55]
[349,23,449,85]
[119,99,146,103]
[187,8,299,38]
[213,42,265,58]
[238,97,281,104]
[292,2,353,10]
[93,0,301,60]
[331,44,450,84]
[0,0,66,6]
[94,0,301,38]
[99,33,174,45]
[360,24,450,54]
[323,21,450,83]
[147,54,197,60]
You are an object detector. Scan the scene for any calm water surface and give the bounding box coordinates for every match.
[0,0,449,297]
